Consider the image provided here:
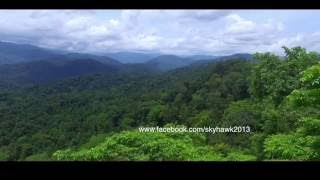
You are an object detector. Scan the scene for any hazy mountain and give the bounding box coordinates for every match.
[190,53,254,66]
[0,59,120,85]
[0,41,123,67]
[52,53,122,67]
[0,41,255,86]
[218,53,254,61]
[104,52,160,64]
[0,41,60,64]
[0,41,254,69]
[143,53,253,72]
[186,55,220,61]
[145,55,194,71]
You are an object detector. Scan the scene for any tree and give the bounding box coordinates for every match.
[188,110,214,127]
[249,47,318,105]
[53,129,224,161]
[0,147,10,161]
[222,100,260,130]
[264,133,316,160]
[265,63,320,160]
[146,104,166,126]
[221,100,260,148]
[53,125,255,161]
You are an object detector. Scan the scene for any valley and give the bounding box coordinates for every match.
[0,41,319,161]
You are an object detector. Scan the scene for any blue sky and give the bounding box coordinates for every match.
[0,10,319,55]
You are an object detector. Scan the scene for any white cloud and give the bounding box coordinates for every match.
[0,10,318,55]
[225,14,256,34]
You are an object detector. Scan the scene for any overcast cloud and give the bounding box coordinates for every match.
[0,10,319,55]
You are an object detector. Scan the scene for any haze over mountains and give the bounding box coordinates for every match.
[0,41,253,63]
[0,59,120,85]
[0,41,254,86]
[0,41,59,64]
[103,52,161,64]
[1,10,320,162]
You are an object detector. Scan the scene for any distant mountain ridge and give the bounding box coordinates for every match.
[0,41,60,64]
[103,52,161,64]
[144,53,253,71]
[185,55,221,61]
[48,53,123,67]
[0,41,124,66]
[0,41,254,66]
[145,55,195,71]
[218,53,254,61]
[0,59,120,85]
[0,41,256,86]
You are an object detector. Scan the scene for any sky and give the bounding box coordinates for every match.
[0,10,320,56]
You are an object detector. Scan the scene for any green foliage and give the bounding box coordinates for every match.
[250,47,318,105]
[1,46,319,161]
[225,150,256,161]
[288,63,320,107]
[249,133,267,160]
[265,63,320,160]
[53,127,255,161]
[261,108,285,134]
[188,110,213,127]
[0,147,10,161]
[78,133,110,149]
[221,100,259,148]
[53,130,224,161]
[222,100,259,129]
[264,134,318,160]
[296,117,320,136]
[249,52,282,101]
[25,153,51,161]
[146,104,166,126]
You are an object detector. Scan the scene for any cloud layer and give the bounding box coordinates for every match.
[0,10,319,55]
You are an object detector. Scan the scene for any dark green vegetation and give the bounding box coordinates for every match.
[0,46,319,161]
[53,125,255,161]
[0,59,120,86]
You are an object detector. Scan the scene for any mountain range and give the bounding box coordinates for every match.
[0,59,120,85]
[0,41,254,86]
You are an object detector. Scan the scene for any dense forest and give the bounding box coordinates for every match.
[0,46,319,161]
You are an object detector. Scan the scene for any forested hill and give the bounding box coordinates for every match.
[0,56,254,160]
[145,55,195,71]
[0,46,319,161]
[0,41,59,65]
[0,59,121,86]
[0,41,121,65]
